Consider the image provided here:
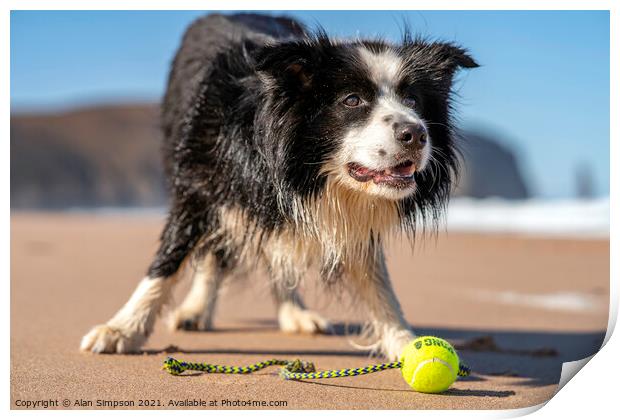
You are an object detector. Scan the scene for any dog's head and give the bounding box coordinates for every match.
[255,34,478,204]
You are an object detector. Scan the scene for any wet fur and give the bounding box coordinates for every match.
[150,14,475,279]
[80,13,477,358]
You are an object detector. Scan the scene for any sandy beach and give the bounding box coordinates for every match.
[10,213,609,410]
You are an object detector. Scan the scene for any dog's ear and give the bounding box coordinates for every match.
[433,43,479,71]
[254,42,317,92]
[402,40,478,81]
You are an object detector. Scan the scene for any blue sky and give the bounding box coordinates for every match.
[10,10,610,198]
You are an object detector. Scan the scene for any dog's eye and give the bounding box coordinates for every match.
[403,96,417,108]
[343,94,362,107]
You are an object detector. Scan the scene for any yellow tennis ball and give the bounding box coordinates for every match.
[400,336,460,393]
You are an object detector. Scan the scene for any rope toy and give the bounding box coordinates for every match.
[162,336,471,394]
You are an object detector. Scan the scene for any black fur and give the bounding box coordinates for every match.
[148,13,477,279]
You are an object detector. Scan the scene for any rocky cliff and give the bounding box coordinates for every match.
[10,104,530,209]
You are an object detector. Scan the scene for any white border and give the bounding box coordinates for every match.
[1,0,617,10]
[3,1,617,419]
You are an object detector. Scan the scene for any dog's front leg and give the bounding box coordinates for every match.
[80,274,178,353]
[348,245,414,361]
[80,210,199,354]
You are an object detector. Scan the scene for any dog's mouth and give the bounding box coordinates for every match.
[347,160,417,188]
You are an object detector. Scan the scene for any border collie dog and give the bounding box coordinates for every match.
[81,13,477,360]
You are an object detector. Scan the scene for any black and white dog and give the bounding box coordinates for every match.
[81,13,477,360]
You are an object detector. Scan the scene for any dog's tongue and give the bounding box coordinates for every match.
[349,161,416,183]
[353,165,372,176]
[348,164,374,181]
[388,161,415,177]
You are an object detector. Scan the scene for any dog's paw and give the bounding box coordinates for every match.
[379,328,415,361]
[80,324,145,354]
[278,303,331,334]
[169,308,213,332]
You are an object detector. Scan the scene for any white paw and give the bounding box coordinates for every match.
[278,303,331,334]
[80,324,146,354]
[169,308,213,332]
[379,327,415,361]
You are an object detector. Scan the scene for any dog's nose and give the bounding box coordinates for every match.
[394,123,427,148]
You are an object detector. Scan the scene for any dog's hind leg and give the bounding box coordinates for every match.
[169,252,227,331]
[272,283,331,334]
[80,209,206,354]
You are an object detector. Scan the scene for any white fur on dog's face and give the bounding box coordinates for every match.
[331,47,432,201]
